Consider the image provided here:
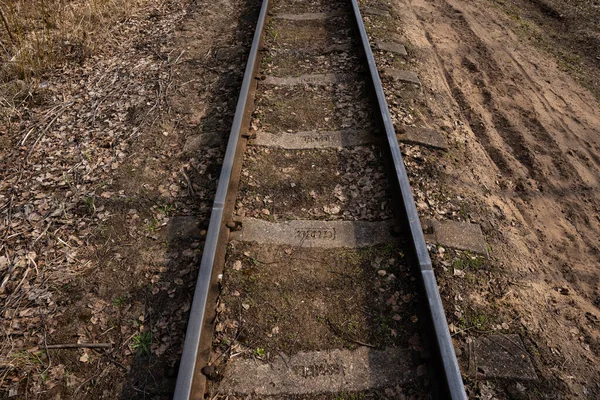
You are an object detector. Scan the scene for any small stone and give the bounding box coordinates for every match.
[324,204,341,214]
[437,246,446,257]
[558,287,569,295]
[242,303,250,310]
[201,365,217,380]
[393,314,401,321]
[416,364,428,377]
[233,260,242,271]
[378,269,387,276]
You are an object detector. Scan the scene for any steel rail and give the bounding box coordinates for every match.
[173,0,270,398]
[349,0,467,398]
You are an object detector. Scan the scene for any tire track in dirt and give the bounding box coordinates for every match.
[436,54,513,176]
[416,0,600,235]
[494,39,600,183]
[419,27,517,178]
[416,0,600,253]
[423,0,584,189]
[402,0,600,395]
[416,2,546,183]
[443,0,600,240]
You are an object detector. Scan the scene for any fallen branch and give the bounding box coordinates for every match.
[45,343,112,350]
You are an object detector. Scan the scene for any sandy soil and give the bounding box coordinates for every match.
[386,0,600,396]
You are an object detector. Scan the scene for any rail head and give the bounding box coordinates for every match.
[348,0,468,398]
[173,0,270,398]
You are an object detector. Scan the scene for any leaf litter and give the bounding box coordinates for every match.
[0,0,258,397]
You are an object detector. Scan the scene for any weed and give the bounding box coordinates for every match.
[146,218,159,232]
[458,203,469,219]
[9,350,45,373]
[157,204,175,216]
[260,52,273,68]
[244,255,259,266]
[131,331,152,355]
[83,196,96,215]
[265,23,278,42]
[253,347,265,357]
[452,252,485,271]
[465,272,477,285]
[458,311,492,331]
[112,296,126,307]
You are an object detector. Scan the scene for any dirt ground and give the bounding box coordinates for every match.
[1,0,600,398]
[372,0,600,397]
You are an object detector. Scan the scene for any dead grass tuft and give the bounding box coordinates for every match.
[0,0,146,82]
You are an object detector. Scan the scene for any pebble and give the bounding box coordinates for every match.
[201,365,217,380]
[233,260,242,271]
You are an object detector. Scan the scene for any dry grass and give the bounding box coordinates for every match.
[0,0,146,82]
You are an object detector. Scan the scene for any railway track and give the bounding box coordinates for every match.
[174,0,466,398]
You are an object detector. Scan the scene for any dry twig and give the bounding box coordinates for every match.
[45,343,113,350]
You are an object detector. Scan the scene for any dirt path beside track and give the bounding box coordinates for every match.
[392,0,600,396]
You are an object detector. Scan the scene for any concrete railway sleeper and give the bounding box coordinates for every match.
[174,0,466,398]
